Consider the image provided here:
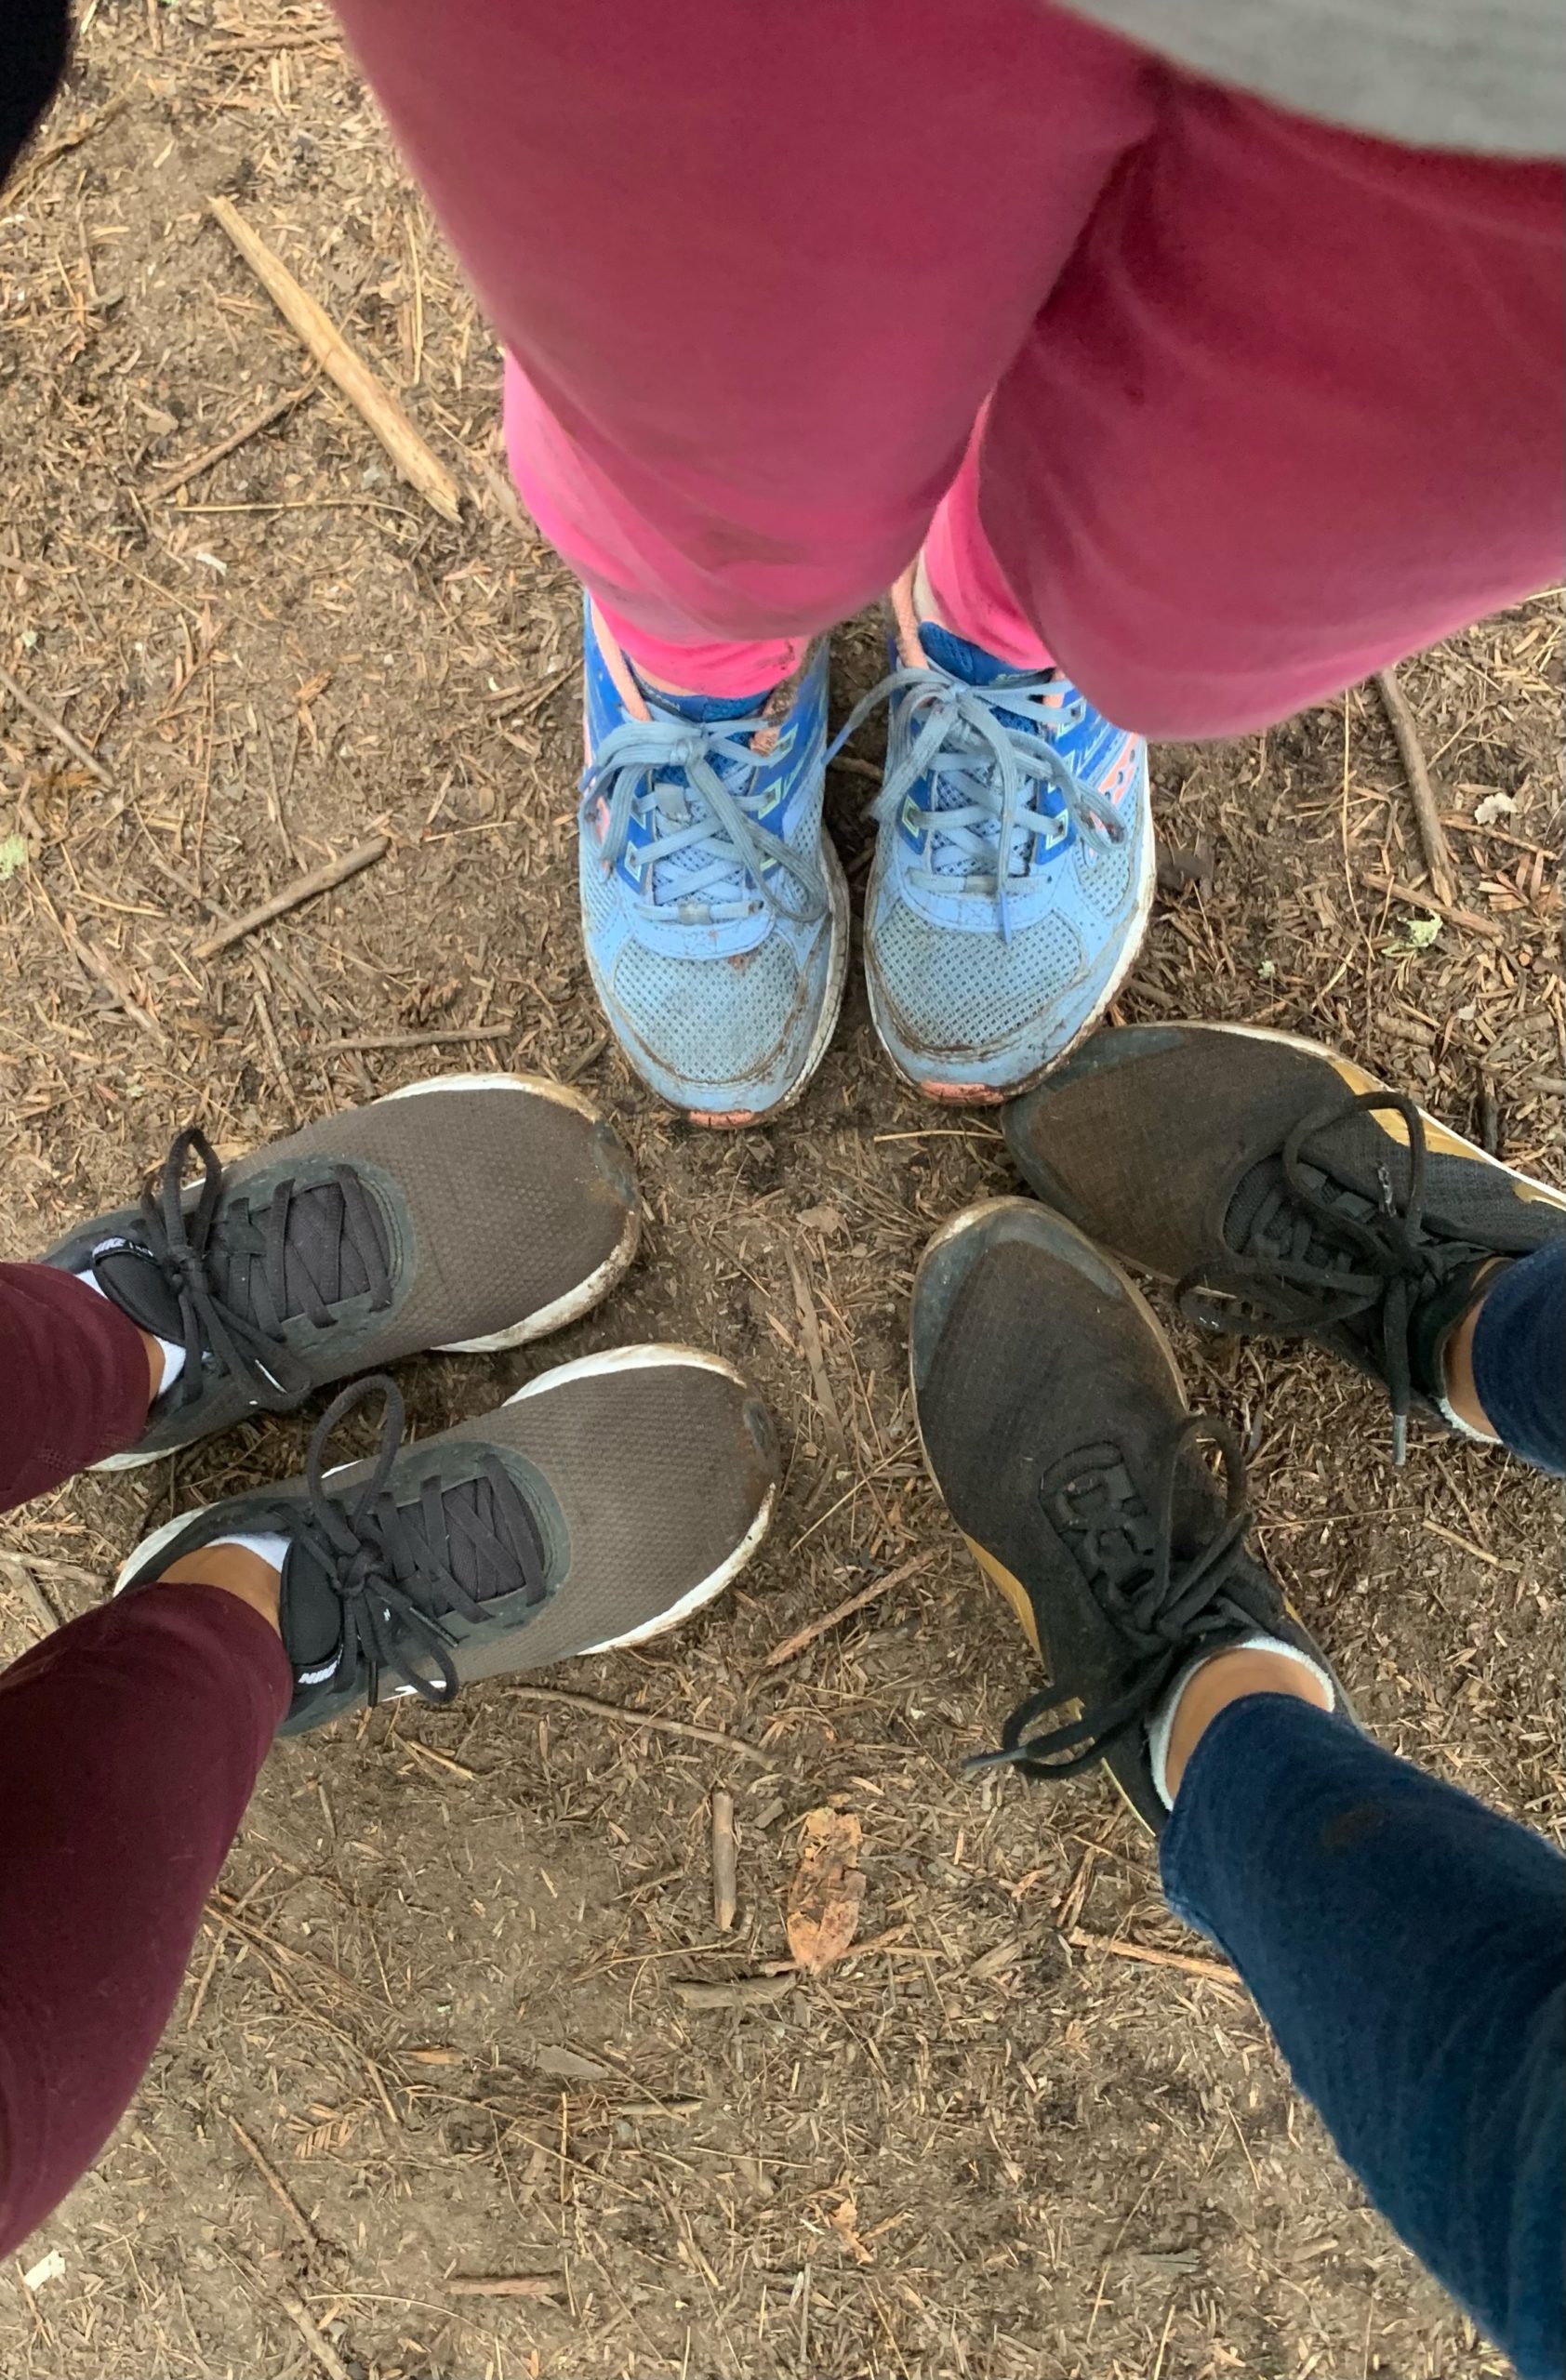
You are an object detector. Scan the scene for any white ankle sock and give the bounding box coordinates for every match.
[74,1265,186,1393]
[202,1531,292,1580]
[1146,1633,1335,1811]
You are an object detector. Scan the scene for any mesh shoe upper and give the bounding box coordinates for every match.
[39,1078,641,1459]
[842,615,1152,1096]
[577,603,845,1118]
[115,1350,780,1736]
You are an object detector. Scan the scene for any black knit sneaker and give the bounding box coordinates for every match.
[910,1198,1345,1831]
[114,1351,778,1735]
[1004,1024,1566,1463]
[38,1075,642,1469]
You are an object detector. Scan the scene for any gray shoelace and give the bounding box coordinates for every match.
[581,709,829,926]
[828,663,1126,941]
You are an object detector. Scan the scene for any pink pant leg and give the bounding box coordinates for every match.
[973,88,1565,736]
[328,0,1154,693]
[922,406,1055,670]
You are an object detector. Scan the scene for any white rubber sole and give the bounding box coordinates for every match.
[866,774,1158,1105]
[114,1342,777,1656]
[91,1074,641,1469]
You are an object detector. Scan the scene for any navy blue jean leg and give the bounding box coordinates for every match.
[1470,1240,1565,1476]
[1161,1694,1566,2379]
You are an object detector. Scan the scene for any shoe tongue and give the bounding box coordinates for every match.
[636,677,772,724]
[1225,1154,1488,1399]
[1225,1153,1369,1266]
[279,1538,345,1673]
[280,1471,548,1683]
[215,1179,390,1328]
[90,1182,389,1372]
[918,621,1037,690]
[628,677,778,913]
[88,1237,184,1342]
[912,624,1061,885]
[1409,1257,1492,1402]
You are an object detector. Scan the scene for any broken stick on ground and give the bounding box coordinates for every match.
[192,836,391,959]
[207,196,461,524]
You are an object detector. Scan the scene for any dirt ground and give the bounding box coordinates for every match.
[1,8,1561,2377]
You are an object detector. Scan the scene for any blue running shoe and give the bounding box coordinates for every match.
[837,576,1153,1103]
[577,602,848,1126]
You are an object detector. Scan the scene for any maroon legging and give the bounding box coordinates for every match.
[0,1263,290,2254]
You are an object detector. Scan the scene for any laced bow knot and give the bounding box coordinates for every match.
[113,1125,395,1418]
[1174,1089,1479,1465]
[827,660,1124,943]
[969,1413,1257,1779]
[287,1375,548,1711]
[580,704,829,928]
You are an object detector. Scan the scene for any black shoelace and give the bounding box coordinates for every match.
[118,1126,393,1414]
[972,1413,1256,1780]
[1174,1090,1485,1466]
[287,1376,548,1708]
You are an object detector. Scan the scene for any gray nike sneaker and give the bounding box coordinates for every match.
[114,1351,779,1735]
[38,1074,641,1468]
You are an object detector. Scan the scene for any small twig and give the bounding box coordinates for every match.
[486,660,578,721]
[0,662,111,783]
[710,1788,737,1932]
[5,96,126,211]
[785,1243,844,1460]
[1440,813,1558,864]
[1479,1076,1501,1157]
[500,1684,777,1772]
[558,1031,608,1084]
[310,1024,511,1055]
[146,381,318,501]
[226,2112,319,2250]
[0,1554,63,1636]
[762,1554,930,1670]
[258,2272,355,2380]
[207,197,461,523]
[400,1738,476,1781]
[251,983,301,1124]
[1359,870,1504,944]
[1374,667,1456,905]
[41,888,164,1038]
[192,836,389,959]
[1068,1928,1239,1986]
[0,1552,100,1586]
[672,1974,795,2011]
[445,2276,564,2301]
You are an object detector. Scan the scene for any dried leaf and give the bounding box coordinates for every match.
[829,2194,873,2264]
[532,2043,617,2082]
[786,1807,866,1974]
